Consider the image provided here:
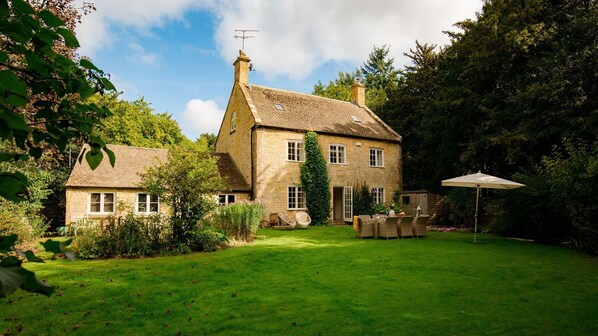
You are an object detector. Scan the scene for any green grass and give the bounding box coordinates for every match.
[2,227,598,335]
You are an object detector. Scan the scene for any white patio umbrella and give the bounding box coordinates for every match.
[441,172,525,242]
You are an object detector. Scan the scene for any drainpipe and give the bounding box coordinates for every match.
[250,126,255,200]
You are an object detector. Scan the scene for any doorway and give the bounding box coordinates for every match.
[332,186,352,223]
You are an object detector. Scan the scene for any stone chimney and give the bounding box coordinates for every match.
[233,50,251,84]
[350,79,366,107]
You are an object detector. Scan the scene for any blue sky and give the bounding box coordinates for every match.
[74,0,483,140]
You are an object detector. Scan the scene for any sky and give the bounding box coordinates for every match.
[73,0,483,140]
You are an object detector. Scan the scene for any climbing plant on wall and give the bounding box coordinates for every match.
[300,131,330,225]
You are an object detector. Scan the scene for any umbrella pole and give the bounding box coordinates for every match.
[474,185,480,243]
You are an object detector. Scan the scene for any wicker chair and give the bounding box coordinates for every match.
[356,217,375,239]
[295,211,311,229]
[353,215,371,233]
[412,215,430,238]
[398,215,415,238]
[378,216,399,239]
[277,212,297,228]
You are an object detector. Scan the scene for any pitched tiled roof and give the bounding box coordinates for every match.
[213,153,250,191]
[66,145,168,188]
[243,85,401,142]
[66,145,250,192]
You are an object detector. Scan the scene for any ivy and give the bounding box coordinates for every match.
[300,131,330,225]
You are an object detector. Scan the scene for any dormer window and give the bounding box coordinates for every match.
[351,115,361,122]
[230,111,237,132]
[274,103,285,111]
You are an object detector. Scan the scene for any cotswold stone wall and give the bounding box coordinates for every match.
[66,188,250,225]
[214,83,255,186]
[65,187,171,224]
[253,128,402,221]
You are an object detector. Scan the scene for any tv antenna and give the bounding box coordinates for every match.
[234,29,259,50]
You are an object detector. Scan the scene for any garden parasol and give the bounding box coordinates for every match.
[441,172,525,242]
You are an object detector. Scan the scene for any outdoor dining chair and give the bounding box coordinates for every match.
[412,215,430,238]
[398,215,415,238]
[356,217,375,239]
[378,216,399,239]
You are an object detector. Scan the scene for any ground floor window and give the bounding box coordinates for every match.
[218,194,236,206]
[288,185,306,210]
[89,192,115,214]
[371,187,385,205]
[137,193,159,214]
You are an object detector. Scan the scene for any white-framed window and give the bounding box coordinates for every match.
[88,192,115,214]
[230,111,237,132]
[369,148,384,167]
[288,185,306,210]
[371,187,385,205]
[218,194,236,206]
[329,144,346,164]
[137,193,159,214]
[287,140,305,162]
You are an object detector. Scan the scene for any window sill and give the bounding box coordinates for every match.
[328,162,347,166]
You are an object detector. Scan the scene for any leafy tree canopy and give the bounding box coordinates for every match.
[90,94,191,149]
[0,0,114,297]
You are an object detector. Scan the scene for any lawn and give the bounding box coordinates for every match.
[2,226,597,335]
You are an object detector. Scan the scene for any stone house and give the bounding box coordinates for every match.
[65,145,248,225]
[215,51,403,223]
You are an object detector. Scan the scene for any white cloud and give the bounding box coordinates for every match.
[180,99,225,139]
[212,0,483,79]
[127,43,162,69]
[74,0,212,56]
[75,0,482,79]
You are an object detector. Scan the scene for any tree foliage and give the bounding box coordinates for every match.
[0,0,114,297]
[373,0,597,250]
[91,94,191,149]
[300,131,330,225]
[140,146,226,244]
[0,0,116,201]
[312,45,398,112]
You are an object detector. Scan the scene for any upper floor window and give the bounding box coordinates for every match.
[218,194,236,206]
[287,140,305,162]
[288,185,306,210]
[371,187,385,205]
[329,144,346,164]
[137,193,159,214]
[89,192,115,214]
[230,111,237,132]
[370,148,384,167]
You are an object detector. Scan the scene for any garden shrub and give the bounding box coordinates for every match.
[352,180,373,216]
[187,227,228,252]
[72,213,171,259]
[494,139,598,255]
[207,202,264,241]
[0,162,52,246]
[0,203,48,247]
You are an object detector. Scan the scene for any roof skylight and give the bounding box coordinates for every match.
[351,115,361,122]
[274,103,285,111]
